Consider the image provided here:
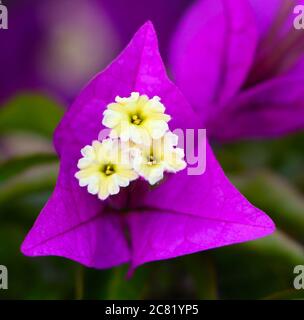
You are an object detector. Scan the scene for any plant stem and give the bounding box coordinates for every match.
[75,265,84,300]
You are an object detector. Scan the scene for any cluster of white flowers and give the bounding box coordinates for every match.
[75,92,186,200]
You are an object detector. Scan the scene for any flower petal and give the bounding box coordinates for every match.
[22,21,199,268]
[128,209,274,269]
[245,0,304,86]
[129,142,275,267]
[22,23,194,268]
[22,20,276,270]
[21,157,130,268]
[248,0,282,37]
[54,21,198,157]
[209,76,304,140]
[248,0,301,38]
[170,0,258,122]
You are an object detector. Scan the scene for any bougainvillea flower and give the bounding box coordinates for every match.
[75,139,138,200]
[102,92,171,144]
[170,0,304,141]
[132,131,187,185]
[21,22,275,270]
[77,91,186,196]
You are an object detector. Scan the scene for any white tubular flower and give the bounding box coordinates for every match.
[133,132,187,185]
[102,92,171,145]
[75,139,138,200]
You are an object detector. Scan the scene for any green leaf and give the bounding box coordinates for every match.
[263,289,304,300]
[0,153,57,184]
[183,254,217,300]
[75,265,85,300]
[0,222,76,299]
[231,171,304,243]
[105,265,150,300]
[214,133,304,191]
[0,93,64,138]
[212,231,304,299]
[0,163,58,208]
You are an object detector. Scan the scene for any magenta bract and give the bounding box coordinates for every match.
[170,0,304,141]
[21,22,275,270]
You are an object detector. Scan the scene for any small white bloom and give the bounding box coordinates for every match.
[102,92,171,144]
[133,132,187,185]
[75,139,138,200]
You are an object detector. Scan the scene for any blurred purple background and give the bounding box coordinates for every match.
[0,0,193,105]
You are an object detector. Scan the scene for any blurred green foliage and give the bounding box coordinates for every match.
[0,93,303,300]
[0,94,64,138]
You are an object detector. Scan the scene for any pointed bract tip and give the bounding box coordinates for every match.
[20,241,31,257]
[142,20,155,29]
[137,20,157,37]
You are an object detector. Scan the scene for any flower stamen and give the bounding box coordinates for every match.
[131,114,142,125]
[147,155,157,166]
[103,164,115,176]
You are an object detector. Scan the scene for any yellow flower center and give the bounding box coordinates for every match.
[103,164,115,176]
[131,114,142,125]
[147,154,158,166]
